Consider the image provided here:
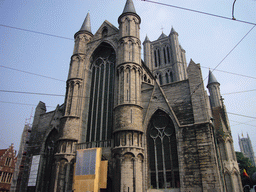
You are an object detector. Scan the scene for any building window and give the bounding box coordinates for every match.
[170,72,174,82]
[102,27,108,37]
[158,49,161,66]
[5,157,11,166]
[165,73,169,84]
[163,47,167,64]
[159,74,162,85]
[148,110,180,189]
[167,47,171,63]
[154,50,157,67]
[87,43,116,143]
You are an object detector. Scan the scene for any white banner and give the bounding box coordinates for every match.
[28,155,40,186]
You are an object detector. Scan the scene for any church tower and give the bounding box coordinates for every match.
[239,134,256,166]
[52,13,93,192]
[112,0,144,191]
[207,70,243,192]
[207,70,222,108]
[12,1,243,192]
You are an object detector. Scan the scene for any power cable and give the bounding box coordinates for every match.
[0,90,64,97]
[0,101,55,108]
[1,88,255,100]
[0,65,66,82]
[200,66,256,80]
[141,0,256,26]
[210,25,255,74]
[227,112,256,120]
[0,24,73,41]
[1,89,256,119]
[172,24,255,105]
[222,89,256,95]
[230,119,256,127]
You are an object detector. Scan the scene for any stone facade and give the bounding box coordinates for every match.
[239,134,256,167]
[11,0,242,191]
[0,144,17,192]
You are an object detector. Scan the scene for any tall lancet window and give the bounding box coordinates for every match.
[148,110,180,189]
[86,43,116,143]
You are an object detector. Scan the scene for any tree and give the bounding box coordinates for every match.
[236,152,256,187]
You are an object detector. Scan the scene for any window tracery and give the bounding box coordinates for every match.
[148,110,180,189]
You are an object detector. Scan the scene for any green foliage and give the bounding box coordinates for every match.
[236,152,256,187]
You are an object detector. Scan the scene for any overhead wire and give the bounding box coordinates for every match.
[0,65,66,82]
[0,101,55,108]
[0,24,73,41]
[0,1,255,127]
[172,24,255,105]
[1,88,255,99]
[222,89,256,95]
[141,0,256,26]
[230,119,256,127]
[1,89,256,121]
[200,66,256,80]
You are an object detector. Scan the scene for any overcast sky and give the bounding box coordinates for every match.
[0,0,255,154]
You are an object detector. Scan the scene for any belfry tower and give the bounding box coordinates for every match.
[112,0,144,191]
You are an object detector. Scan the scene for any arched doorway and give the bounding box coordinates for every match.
[40,129,58,191]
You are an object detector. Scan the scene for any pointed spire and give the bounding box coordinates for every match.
[158,32,167,39]
[123,0,136,14]
[80,12,91,32]
[143,35,150,43]
[207,70,219,86]
[170,26,178,35]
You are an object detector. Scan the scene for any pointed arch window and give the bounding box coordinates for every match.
[87,43,115,143]
[167,47,171,63]
[165,73,169,84]
[158,49,161,66]
[154,50,157,67]
[163,47,167,64]
[148,110,180,189]
[39,129,58,191]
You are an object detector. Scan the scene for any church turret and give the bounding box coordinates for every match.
[113,0,144,191]
[143,35,152,70]
[51,13,94,192]
[65,12,93,117]
[207,70,222,108]
[73,12,93,55]
[169,27,185,81]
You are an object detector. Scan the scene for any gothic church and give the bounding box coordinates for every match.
[12,0,242,191]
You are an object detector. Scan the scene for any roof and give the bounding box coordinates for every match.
[80,12,91,32]
[207,70,219,86]
[158,32,167,40]
[143,35,150,42]
[123,0,136,14]
[0,149,7,157]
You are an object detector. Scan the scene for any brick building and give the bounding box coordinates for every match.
[0,144,16,192]
[12,0,242,191]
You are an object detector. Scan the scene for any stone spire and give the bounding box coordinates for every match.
[80,12,91,32]
[170,26,178,35]
[158,32,167,39]
[207,70,219,86]
[207,70,222,108]
[122,0,136,14]
[143,34,150,43]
